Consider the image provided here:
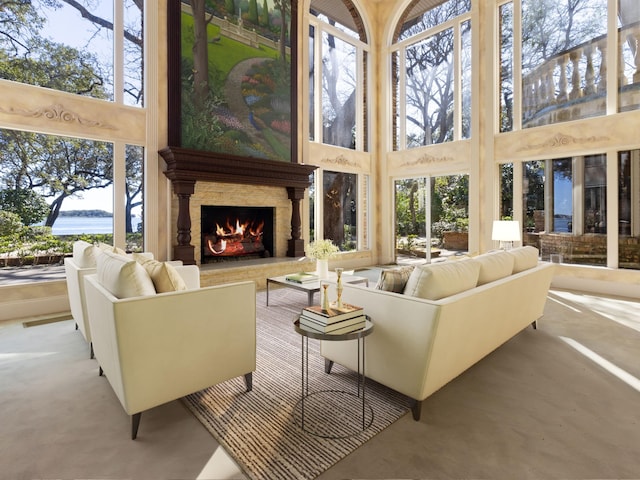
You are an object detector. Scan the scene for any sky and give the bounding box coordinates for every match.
[36,1,117,212]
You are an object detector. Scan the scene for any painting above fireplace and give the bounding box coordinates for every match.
[201,205,275,263]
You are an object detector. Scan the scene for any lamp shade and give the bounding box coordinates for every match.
[492,220,521,242]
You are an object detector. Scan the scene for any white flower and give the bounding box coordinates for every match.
[305,239,339,260]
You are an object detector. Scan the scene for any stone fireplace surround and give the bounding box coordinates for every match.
[159,147,317,287]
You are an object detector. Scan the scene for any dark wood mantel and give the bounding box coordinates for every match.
[159,146,317,264]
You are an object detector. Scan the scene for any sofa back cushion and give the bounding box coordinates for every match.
[474,250,515,285]
[97,250,156,299]
[375,265,415,293]
[403,259,480,300]
[73,240,99,268]
[508,246,539,273]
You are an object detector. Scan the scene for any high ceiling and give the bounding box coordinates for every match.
[309,0,444,34]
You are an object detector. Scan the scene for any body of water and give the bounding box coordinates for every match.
[47,217,141,235]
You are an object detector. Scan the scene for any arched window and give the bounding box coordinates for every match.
[391,0,472,150]
[308,0,369,151]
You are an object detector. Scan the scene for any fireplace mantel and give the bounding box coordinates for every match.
[159,146,317,264]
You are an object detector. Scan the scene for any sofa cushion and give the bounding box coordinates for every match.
[375,265,415,293]
[403,259,481,300]
[508,246,539,273]
[134,256,187,293]
[474,250,515,285]
[97,242,127,256]
[97,250,156,299]
[72,240,98,268]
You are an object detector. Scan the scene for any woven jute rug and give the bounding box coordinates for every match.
[182,287,411,480]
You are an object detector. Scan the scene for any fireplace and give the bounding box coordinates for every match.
[201,206,274,263]
[159,146,317,265]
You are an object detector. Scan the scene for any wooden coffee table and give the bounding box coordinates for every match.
[266,272,369,306]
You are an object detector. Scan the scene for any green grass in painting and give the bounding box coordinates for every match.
[181,12,278,82]
[261,128,290,161]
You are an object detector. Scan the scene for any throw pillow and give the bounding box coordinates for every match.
[134,256,188,293]
[97,242,127,256]
[97,250,156,299]
[474,250,515,285]
[508,246,539,273]
[375,265,415,293]
[72,240,98,268]
[403,259,480,300]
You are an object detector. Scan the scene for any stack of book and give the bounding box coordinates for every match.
[299,303,366,334]
[285,272,319,284]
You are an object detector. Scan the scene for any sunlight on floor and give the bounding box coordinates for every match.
[559,336,640,393]
[547,294,582,313]
[551,290,640,333]
[196,445,246,480]
[0,352,55,365]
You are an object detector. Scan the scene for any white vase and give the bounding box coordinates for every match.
[315,259,329,279]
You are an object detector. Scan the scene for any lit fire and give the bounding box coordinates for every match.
[207,218,265,256]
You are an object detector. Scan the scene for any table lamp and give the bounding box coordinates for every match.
[492,220,521,250]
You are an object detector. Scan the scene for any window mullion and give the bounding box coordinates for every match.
[114,0,124,105]
[399,47,406,150]
[513,0,522,131]
[454,23,461,141]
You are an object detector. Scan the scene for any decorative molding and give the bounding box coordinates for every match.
[400,154,454,166]
[322,154,358,167]
[0,103,116,130]
[517,132,610,152]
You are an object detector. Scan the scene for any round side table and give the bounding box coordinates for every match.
[293,316,374,438]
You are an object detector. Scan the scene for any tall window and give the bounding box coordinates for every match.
[522,156,608,265]
[323,171,357,251]
[618,149,640,269]
[618,3,640,112]
[499,0,640,129]
[0,1,145,263]
[309,1,369,151]
[391,0,472,149]
[552,159,572,233]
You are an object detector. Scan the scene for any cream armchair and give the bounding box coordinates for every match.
[64,241,161,358]
[83,255,256,439]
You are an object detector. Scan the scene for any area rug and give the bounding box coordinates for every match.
[182,287,411,480]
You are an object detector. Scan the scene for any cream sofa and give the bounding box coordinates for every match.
[84,251,256,439]
[321,246,554,421]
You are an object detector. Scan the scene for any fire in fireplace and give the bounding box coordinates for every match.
[201,206,274,263]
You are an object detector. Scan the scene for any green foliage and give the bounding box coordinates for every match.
[260,0,270,27]
[0,211,24,238]
[225,0,236,15]
[0,188,49,225]
[248,0,259,24]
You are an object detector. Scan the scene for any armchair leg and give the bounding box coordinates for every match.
[131,413,142,440]
[90,342,94,359]
[324,359,334,374]
[98,366,103,376]
[75,322,78,330]
[531,320,537,330]
[244,373,253,392]
[411,400,423,421]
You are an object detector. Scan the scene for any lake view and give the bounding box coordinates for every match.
[48,217,141,235]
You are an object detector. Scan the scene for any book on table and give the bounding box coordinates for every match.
[285,272,319,284]
[302,303,364,324]
[299,314,366,334]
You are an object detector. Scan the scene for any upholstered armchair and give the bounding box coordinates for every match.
[64,241,160,358]
[83,251,256,439]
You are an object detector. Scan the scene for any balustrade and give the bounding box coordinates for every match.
[522,22,640,125]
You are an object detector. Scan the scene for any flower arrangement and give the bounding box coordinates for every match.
[305,239,339,260]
